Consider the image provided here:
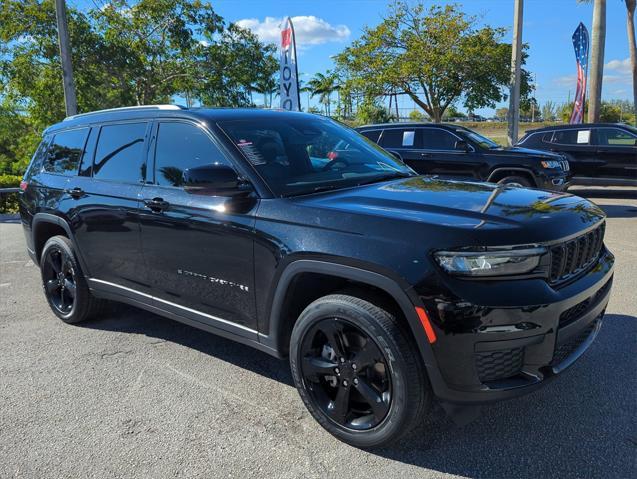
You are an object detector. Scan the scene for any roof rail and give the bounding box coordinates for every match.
[63,104,186,121]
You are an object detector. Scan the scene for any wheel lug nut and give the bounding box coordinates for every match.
[339,357,345,363]
[353,378,358,385]
[334,367,340,374]
[352,363,357,370]
[342,380,348,387]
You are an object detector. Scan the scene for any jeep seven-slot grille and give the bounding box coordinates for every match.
[549,222,605,284]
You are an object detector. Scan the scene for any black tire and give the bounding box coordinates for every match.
[497,175,533,187]
[40,235,106,324]
[289,294,430,448]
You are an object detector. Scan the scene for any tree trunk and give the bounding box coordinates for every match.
[627,0,637,123]
[588,0,606,123]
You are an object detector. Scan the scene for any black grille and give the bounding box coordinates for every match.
[559,279,612,328]
[551,321,597,366]
[549,222,605,283]
[475,348,524,382]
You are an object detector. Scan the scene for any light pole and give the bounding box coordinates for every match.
[507,0,524,145]
[55,0,77,116]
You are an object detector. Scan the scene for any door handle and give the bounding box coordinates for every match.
[420,152,432,158]
[144,197,169,212]
[65,187,84,198]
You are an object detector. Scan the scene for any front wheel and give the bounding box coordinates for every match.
[497,175,533,188]
[289,294,430,448]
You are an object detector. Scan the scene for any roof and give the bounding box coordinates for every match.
[356,122,457,130]
[524,123,631,134]
[44,105,315,134]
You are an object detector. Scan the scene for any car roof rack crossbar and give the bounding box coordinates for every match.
[63,104,187,121]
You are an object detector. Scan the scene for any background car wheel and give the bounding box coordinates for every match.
[289,294,430,448]
[497,175,533,188]
[40,235,107,324]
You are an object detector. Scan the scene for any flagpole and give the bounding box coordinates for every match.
[289,18,301,110]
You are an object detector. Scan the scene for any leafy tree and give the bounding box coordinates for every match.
[495,107,509,121]
[541,101,557,122]
[408,110,426,121]
[442,105,466,120]
[355,99,393,125]
[336,1,532,122]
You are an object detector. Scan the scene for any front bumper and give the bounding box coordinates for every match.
[537,170,572,191]
[419,248,614,405]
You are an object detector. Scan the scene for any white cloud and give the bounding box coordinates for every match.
[553,75,576,87]
[605,58,631,75]
[235,16,350,47]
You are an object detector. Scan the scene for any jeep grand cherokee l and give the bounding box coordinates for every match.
[517,123,637,187]
[19,106,614,448]
[357,122,571,190]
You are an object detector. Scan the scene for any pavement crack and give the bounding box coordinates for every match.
[100,349,134,359]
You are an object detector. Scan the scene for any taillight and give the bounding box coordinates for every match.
[19,180,28,191]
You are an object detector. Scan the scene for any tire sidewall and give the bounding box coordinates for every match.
[40,236,88,323]
[289,299,412,448]
[498,175,532,187]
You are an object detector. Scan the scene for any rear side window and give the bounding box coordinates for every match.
[93,123,148,183]
[381,129,416,148]
[154,122,232,187]
[43,128,89,176]
[360,130,381,143]
[551,129,590,145]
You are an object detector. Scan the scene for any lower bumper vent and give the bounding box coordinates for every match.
[551,322,597,366]
[475,348,524,382]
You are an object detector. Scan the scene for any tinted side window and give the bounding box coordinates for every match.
[93,123,148,183]
[360,130,381,143]
[596,128,637,146]
[154,122,232,187]
[551,129,590,145]
[421,129,458,150]
[381,129,412,148]
[43,128,89,176]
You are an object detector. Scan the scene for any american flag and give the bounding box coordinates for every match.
[570,22,589,124]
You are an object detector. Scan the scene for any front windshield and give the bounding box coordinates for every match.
[455,128,501,150]
[218,117,414,197]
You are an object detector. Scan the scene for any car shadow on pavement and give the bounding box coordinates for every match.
[80,308,636,478]
[570,188,637,200]
[79,304,295,386]
[596,204,637,219]
[373,313,637,479]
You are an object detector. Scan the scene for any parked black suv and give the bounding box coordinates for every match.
[20,106,613,447]
[357,122,571,190]
[517,123,637,187]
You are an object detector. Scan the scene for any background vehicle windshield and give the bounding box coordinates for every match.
[455,127,501,150]
[219,117,414,196]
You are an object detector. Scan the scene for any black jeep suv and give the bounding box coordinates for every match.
[517,123,637,187]
[20,106,613,448]
[357,122,571,190]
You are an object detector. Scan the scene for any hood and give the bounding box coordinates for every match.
[485,146,563,159]
[293,177,605,243]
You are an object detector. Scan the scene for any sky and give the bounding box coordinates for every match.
[71,0,634,116]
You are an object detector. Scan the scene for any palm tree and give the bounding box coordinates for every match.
[625,0,637,122]
[580,0,606,122]
[251,75,277,108]
[307,71,340,116]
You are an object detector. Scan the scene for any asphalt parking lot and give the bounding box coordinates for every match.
[1,186,636,479]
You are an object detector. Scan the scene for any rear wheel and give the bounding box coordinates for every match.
[40,235,106,324]
[289,294,430,448]
[497,175,533,188]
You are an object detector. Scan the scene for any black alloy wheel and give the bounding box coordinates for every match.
[300,318,392,430]
[42,245,77,315]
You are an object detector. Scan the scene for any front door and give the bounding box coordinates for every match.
[419,128,482,180]
[139,120,258,333]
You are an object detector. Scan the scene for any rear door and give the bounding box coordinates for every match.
[67,121,150,292]
[547,128,599,177]
[138,120,258,333]
[378,128,423,169]
[592,127,637,180]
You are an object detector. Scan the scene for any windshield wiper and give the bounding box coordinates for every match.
[356,172,411,187]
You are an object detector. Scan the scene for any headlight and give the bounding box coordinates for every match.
[541,160,562,169]
[434,246,547,277]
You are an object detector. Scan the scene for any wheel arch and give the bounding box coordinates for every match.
[487,167,537,186]
[261,259,438,371]
[32,213,90,275]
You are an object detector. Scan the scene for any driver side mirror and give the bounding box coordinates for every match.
[454,140,470,152]
[183,164,252,196]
